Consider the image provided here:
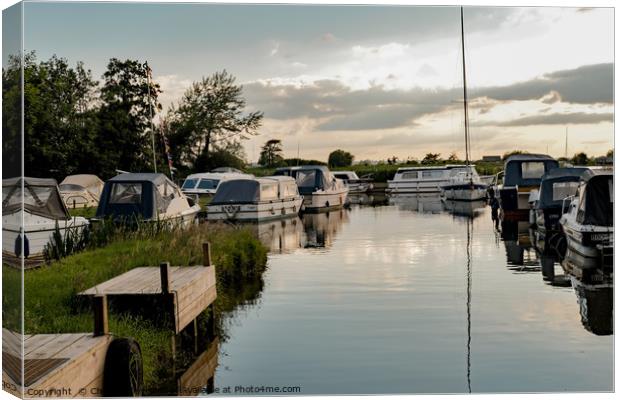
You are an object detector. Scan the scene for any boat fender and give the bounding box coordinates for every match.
[14,233,30,258]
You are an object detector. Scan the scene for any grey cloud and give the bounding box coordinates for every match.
[243,63,613,131]
[474,112,613,127]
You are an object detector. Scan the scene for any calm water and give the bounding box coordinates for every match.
[213,196,613,394]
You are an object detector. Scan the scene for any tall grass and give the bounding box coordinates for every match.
[3,222,268,393]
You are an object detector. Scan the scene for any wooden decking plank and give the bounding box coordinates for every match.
[3,328,23,356]
[24,335,60,357]
[177,287,217,333]
[28,333,86,360]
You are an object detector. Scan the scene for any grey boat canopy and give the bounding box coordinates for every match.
[96,173,177,220]
[2,177,70,220]
[274,165,336,195]
[576,169,613,227]
[503,153,559,187]
[536,167,589,210]
[211,167,244,174]
[211,176,298,204]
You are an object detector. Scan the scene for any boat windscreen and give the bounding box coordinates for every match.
[197,179,220,190]
[59,184,85,192]
[182,179,198,189]
[3,182,69,219]
[212,180,259,204]
[109,182,142,204]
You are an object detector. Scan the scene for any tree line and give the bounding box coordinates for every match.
[2,52,263,181]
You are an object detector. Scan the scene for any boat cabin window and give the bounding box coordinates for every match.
[109,183,142,204]
[296,170,317,188]
[422,170,443,179]
[182,179,198,189]
[521,162,545,180]
[260,183,279,200]
[281,182,299,198]
[197,179,220,190]
[552,182,579,201]
[334,173,349,181]
[401,171,418,180]
[59,184,85,192]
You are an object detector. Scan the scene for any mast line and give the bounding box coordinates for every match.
[461,7,470,166]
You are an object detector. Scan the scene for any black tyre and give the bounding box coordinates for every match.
[103,338,143,397]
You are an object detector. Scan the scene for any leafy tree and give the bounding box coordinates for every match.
[166,70,262,171]
[328,149,354,168]
[421,153,441,164]
[447,152,459,162]
[606,149,613,158]
[283,158,326,166]
[571,152,589,166]
[94,58,162,177]
[3,52,99,180]
[259,139,284,167]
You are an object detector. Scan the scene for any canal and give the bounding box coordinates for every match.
[213,196,613,394]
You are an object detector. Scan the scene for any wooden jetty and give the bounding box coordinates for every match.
[79,243,217,334]
[177,338,219,396]
[2,296,143,398]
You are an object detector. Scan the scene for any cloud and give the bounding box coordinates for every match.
[474,112,613,127]
[479,63,613,104]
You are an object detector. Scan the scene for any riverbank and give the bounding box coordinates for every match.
[2,223,268,393]
[246,161,503,182]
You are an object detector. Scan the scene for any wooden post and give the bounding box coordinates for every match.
[202,242,212,267]
[93,295,109,337]
[72,199,76,209]
[160,262,171,294]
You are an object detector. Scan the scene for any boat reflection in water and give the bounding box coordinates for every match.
[443,199,486,219]
[500,220,539,272]
[538,252,571,287]
[249,216,304,254]
[347,193,388,207]
[301,208,349,249]
[571,277,613,336]
[388,194,444,214]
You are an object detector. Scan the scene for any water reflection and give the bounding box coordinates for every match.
[347,193,388,207]
[444,199,486,219]
[500,220,539,271]
[388,194,444,213]
[571,277,613,336]
[251,217,304,254]
[301,209,349,249]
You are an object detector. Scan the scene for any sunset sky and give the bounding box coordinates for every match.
[10,2,614,163]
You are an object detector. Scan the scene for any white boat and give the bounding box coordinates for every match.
[207,176,303,221]
[59,174,104,209]
[441,8,487,202]
[181,170,254,198]
[2,177,89,265]
[333,171,373,193]
[559,169,613,271]
[275,166,349,212]
[96,173,200,227]
[387,164,472,194]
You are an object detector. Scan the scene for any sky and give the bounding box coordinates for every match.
[6,2,615,163]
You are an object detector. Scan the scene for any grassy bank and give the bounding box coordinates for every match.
[2,223,268,393]
[246,162,503,182]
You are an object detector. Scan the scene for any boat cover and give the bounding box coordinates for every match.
[536,167,589,209]
[503,154,559,187]
[211,179,260,204]
[2,177,70,220]
[577,170,613,227]
[60,174,104,196]
[275,166,336,195]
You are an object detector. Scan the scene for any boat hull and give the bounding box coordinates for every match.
[302,190,349,212]
[441,184,487,201]
[207,198,303,221]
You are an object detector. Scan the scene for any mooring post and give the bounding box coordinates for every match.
[202,242,212,267]
[160,262,171,294]
[93,295,109,337]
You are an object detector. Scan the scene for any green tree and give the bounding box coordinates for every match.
[259,139,284,167]
[3,52,99,180]
[447,152,459,162]
[421,153,441,164]
[167,70,262,171]
[328,149,354,167]
[606,149,613,158]
[94,58,162,177]
[571,152,589,165]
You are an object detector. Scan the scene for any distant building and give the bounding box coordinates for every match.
[481,155,502,162]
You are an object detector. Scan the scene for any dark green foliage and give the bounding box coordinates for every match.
[502,150,529,160]
[43,221,90,263]
[282,158,326,166]
[259,139,284,167]
[421,153,441,164]
[571,152,590,165]
[328,149,354,167]
[165,70,262,172]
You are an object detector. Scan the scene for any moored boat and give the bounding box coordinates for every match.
[181,170,254,199]
[497,154,559,220]
[275,165,348,212]
[59,174,104,209]
[333,171,373,193]
[559,168,613,272]
[2,177,89,265]
[387,164,473,194]
[96,173,200,227]
[207,176,303,221]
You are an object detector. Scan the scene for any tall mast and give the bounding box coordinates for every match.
[461,7,470,166]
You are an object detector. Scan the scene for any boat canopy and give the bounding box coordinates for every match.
[2,177,70,220]
[211,176,299,204]
[211,167,244,174]
[503,154,559,187]
[536,167,589,209]
[96,173,180,220]
[60,174,104,196]
[275,166,337,195]
[576,169,613,227]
